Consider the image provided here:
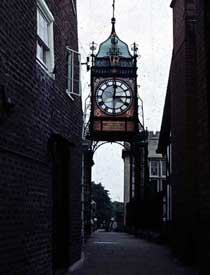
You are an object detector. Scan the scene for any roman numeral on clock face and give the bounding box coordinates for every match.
[124,102,130,107]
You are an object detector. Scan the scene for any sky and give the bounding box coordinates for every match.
[77,0,173,202]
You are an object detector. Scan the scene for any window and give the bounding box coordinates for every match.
[150,160,159,177]
[66,47,81,97]
[37,0,54,74]
[161,161,166,177]
[71,0,76,15]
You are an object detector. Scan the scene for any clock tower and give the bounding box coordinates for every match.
[83,2,148,236]
[88,6,141,141]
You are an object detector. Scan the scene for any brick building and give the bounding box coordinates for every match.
[148,131,166,195]
[122,137,148,232]
[158,0,210,272]
[147,131,168,229]
[122,132,168,233]
[0,0,82,274]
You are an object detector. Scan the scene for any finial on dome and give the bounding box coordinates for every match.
[112,0,115,18]
[111,0,116,34]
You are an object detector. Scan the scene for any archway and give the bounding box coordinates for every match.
[82,135,148,240]
[92,142,125,202]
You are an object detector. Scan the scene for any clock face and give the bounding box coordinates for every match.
[95,79,133,115]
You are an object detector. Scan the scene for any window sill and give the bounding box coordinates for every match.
[69,91,81,97]
[36,57,55,80]
[66,90,81,101]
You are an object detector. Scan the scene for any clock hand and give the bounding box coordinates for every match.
[113,81,117,98]
[104,98,112,103]
[113,96,116,109]
[114,95,131,98]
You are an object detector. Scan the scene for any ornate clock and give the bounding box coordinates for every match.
[95,79,132,115]
[87,12,140,141]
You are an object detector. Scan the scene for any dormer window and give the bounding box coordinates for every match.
[36,0,54,74]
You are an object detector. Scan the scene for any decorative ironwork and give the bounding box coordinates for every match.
[90,41,97,66]
[112,0,115,19]
[91,140,130,154]
[131,42,139,57]
[81,56,90,72]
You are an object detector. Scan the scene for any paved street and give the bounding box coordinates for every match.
[69,231,198,275]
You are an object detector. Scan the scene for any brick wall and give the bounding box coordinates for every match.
[83,149,93,239]
[0,0,82,274]
[169,0,210,269]
[171,1,192,260]
[195,0,210,271]
[171,0,198,263]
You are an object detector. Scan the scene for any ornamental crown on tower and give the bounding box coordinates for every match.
[95,1,133,60]
[96,26,132,59]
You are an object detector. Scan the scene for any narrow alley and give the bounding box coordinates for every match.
[1,1,210,274]
[69,231,198,275]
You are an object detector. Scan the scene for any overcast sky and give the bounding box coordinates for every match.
[77,0,173,202]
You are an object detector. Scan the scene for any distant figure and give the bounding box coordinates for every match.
[113,221,118,231]
[109,218,118,231]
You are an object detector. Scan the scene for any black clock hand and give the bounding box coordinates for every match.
[114,95,131,98]
[113,81,117,98]
[112,98,116,113]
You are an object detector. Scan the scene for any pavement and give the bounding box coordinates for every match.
[68,230,198,275]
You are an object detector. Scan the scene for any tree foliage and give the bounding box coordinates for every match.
[92,181,113,226]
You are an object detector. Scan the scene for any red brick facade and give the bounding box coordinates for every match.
[170,0,198,264]
[158,0,210,272]
[0,0,82,274]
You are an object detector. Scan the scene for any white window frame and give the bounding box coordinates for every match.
[66,47,81,99]
[36,0,55,76]
[71,0,76,15]
[168,143,172,175]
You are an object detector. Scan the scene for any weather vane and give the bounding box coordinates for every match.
[112,0,115,18]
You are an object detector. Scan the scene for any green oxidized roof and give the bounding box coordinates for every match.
[96,18,132,59]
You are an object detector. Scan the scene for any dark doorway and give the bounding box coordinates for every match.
[51,136,71,272]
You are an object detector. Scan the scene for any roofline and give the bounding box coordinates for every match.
[95,17,133,58]
[170,0,176,8]
[95,32,133,58]
[156,58,173,154]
